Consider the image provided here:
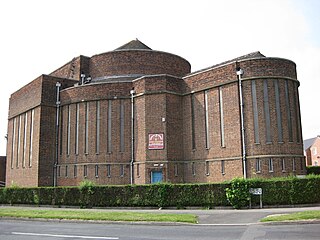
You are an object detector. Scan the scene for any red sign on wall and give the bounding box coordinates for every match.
[148,133,164,150]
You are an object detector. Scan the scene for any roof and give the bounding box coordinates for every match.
[187,51,266,76]
[115,39,152,51]
[303,136,320,151]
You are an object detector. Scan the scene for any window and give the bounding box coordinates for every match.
[312,147,317,156]
[67,105,71,155]
[204,90,210,149]
[17,115,21,168]
[22,112,27,168]
[58,166,61,177]
[274,80,283,142]
[120,164,124,177]
[285,80,293,142]
[75,103,79,155]
[107,100,112,153]
[205,161,210,176]
[95,165,99,178]
[292,158,296,171]
[84,165,88,177]
[268,158,273,172]
[65,165,68,177]
[11,117,16,169]
[191,94,196,150]
[256,158,261,173]
[192,162,196,176]
[107,164,111,177]
[74,165,77,177]
[221,160,225,175]
[264,80,272,143]
[281,158,286,172]
[174,164,178,177]
[219,87,225,147]
[137,163,140,177]
[29,109,34,167]
[84,102,89,154]
[96,101,100,154]
[252,80,260,143]
[120,99,125,152]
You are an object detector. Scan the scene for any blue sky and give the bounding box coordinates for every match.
[0,0,319,155]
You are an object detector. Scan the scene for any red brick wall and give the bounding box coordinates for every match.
[0,156,6,185]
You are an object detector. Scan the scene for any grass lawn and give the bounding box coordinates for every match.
[261,210,320,222]
[0,208,197,224]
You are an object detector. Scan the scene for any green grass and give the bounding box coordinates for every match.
[0,208,197,224]
[261,210,320,222]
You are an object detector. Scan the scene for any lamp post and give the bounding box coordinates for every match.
[130,89,135,185]
[236,67,247,179]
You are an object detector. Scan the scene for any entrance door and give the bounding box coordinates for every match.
[151,171,163,184]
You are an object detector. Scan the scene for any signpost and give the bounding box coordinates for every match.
[249,188,263,209]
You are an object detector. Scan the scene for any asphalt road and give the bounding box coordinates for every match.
[0,220,319,240]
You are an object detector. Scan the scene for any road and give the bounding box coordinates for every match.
[0,220,319,240]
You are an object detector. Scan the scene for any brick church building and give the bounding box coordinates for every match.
[6,40,306,187]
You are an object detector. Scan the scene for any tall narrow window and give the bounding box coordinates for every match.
[120,164,124,177]
[58,166,61,177]
[96,101,100,154]
[107,164,111,177]
[221,160,225,175]
[256,158,261,173]
[95,165,99,177]
[268,158,274,172]
[292,158,296,172]
[22,112,27,168]
[205,161,210,176]
[219,87,225,147]
[204,90,210,149]
[65,165,68,177]
[251,80,260,144]
[281,158,286,172]
[192,162,196,175]
[107,100,112,153]
[74,165,77,178]
[274,80,283,142]
[285,80,293,142]
[84,165,87,177]
[293,83,301,143]
[11,117,16,169]
[75,103,79,155]
[67,105,71,155]
[191,94,196,150]
[263,80,272,143]
[137,163,140,177]
[174,164,178,177]
[85,102,89,154]
[59,106,63,155]
[120,99,125,152]
[29,109,34,167]
[17,115,21,168]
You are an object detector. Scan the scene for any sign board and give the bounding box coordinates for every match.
[148,133,164,150]
[249,188,262,195]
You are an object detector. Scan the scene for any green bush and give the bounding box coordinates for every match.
[0,176,320,208]
[307,166,320,175]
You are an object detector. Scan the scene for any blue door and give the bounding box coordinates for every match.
[151,171,163,184]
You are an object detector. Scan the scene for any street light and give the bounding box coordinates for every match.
[236,67,247,179]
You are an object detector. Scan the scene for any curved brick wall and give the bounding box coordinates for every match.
[89,50,191,78]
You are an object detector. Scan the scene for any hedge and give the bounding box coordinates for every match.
[0,176,319,209]
[307,166,320,175]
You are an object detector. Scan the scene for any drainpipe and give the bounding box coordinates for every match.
[130,89,135,185]
[236,67,247,179]
[54,82,61,187]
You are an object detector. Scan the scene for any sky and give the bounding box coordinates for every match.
[0,0,319,156]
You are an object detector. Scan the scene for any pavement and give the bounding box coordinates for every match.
[1,205,320,225]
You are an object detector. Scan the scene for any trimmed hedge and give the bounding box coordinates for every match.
[307,166,320,175]
[0,176,319,209]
